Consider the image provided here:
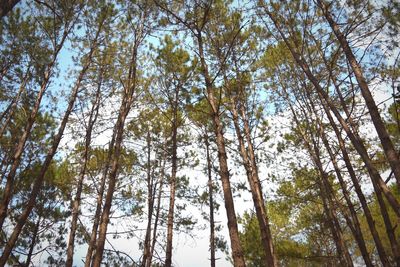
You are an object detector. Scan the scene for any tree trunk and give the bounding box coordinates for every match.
[204,132,216,267]
[317,0,400,189]
[24,214,41,267]
[287,100,353,267]
[324,106,390,266]
[146,144,167,267]
[66,71,102,267]
[305,89,372,266]
[196,31,246,267]
[90,96,132,267]
[141,132,154,267]
[165,86,179,267]
[0,73,28,139]
[84,132,116,267]
[229,97,276,267]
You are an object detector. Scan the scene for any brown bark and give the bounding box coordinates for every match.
[317,0,400,189]
[307,97,372,266]
[24,214,41,267]
[152,3,246,264]
[0,67,52,230]
[324,106,390,266]
[91,16,144,263]
[0,73,28,139]
[0,0,20,18]
[90,96,133,267]
[146,145,167,267]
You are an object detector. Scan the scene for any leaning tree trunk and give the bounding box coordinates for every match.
[287,99,353,267]
[146,143,167,267]
[90,95,133,267]
[322,103,391,265]
[262,8,400,217]
[84,132,116,267]
[24,214,41,267]
[304,88,373,267]
[317,0,400,189]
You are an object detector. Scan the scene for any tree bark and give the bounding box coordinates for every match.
[84,132,116,267]
[286,97,353,267]
[316,84,391,266]
[90,95,133,267]
[146,144,167,267]
[24,214,41,267]
[308,98,372,267]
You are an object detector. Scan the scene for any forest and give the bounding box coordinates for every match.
[0,0,399,266]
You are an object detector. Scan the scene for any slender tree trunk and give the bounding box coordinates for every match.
[239,103,278,267]
[90,98,132,267]
[204,132,216,267]
[84,133,116,267]
[66,72,102,267]
[305,90,373,266]
[229,97,276,267]
[141,132,154,267]
[287,100,353,267]
[196,31,246,267]
[317,0,400,189]
[24,214,41,267]
[0,0,20,18]
[0,68,52,230]
[165,88,179,267]
[323,106,390,265]
[146,145,167,267]
[0,73,28,139]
